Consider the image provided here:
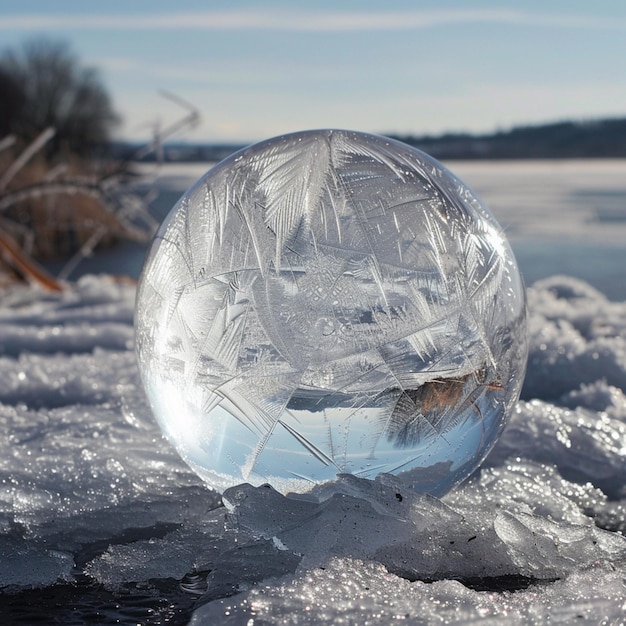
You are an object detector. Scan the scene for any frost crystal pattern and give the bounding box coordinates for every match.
[135,130,527,495]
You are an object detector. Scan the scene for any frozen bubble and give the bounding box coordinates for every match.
[135,129,527,495]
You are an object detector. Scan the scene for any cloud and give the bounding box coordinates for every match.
[2,9,626,33]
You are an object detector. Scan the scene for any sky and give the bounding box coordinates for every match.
[2,1,626,144]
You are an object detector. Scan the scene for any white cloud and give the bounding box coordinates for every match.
[2,9,626,33]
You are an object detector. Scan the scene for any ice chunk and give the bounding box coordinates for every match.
[216,474,626,584]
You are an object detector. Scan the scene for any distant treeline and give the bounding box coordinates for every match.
[111,143,246,164]
[113,117,626,163]
[390,118,626,160]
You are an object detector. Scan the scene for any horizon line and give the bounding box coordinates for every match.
[114,113,626,146]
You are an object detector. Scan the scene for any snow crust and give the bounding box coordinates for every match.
[1,274,626,623]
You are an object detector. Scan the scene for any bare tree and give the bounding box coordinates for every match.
[0,68,25,138]
[0,39,119,157]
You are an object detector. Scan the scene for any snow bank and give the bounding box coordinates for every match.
[0,274,625,624]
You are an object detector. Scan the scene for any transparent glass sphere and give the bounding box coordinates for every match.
[135,129,527,496]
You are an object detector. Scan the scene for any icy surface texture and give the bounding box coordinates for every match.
[191,557,626,626]
[523,275,626,399]
[1,275,626,623]
[135,130,528,495]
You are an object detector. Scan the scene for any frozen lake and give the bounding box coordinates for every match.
[52,159,626,300]
[452,159,626,300]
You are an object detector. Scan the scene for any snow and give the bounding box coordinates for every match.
[1,274,626,623]
[189,557,626,625]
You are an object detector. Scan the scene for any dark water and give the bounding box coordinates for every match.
[0,579,197,625]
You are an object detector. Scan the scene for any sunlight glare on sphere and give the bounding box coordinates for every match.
[135,129,527,495]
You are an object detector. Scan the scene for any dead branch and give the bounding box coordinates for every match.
[104,91,200,177]
[0,229,62,291]
[0,136,16,154]
[0,128,55,191]
[0,91,200,289]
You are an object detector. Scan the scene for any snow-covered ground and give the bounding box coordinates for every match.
[0,273,625,624]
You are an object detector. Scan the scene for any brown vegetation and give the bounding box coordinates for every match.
[2,148,123,260]
[0,129,145,289]
[0,93,199,291]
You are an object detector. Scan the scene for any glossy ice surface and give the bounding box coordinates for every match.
[135,130,527,495]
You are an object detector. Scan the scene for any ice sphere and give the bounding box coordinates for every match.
[135,129,527,495]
